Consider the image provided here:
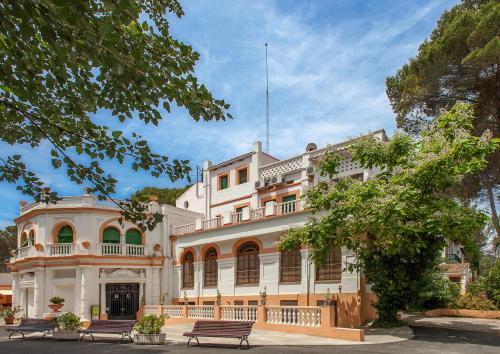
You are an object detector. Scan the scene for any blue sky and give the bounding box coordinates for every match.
[0,0,459,227]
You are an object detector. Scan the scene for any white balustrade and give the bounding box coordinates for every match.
[98,243,146,257]
[126,244,146,257]
[16,246,36,260]
[143,305,162,316]
[99,243,122,255]
[221,306,258,321]
[266,306,321,327]
[47,243,75,256]
[187,305,214,319]
[231,212,243,224]
[162,305,184,318]
[275,200,300,216]
[173,223,196,235]
[202,217,223,230]
[250,207,265,220]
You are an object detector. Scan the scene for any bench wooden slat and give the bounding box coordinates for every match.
[183,320,254,349]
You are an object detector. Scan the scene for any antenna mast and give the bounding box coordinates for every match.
[265,43,270,153]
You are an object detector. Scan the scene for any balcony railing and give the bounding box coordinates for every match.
[47,243,75,256]
[15,246,36,260]
[203,217,223,230]
[446,253,461,263]
[97,243,148,257]
[173,201,303,235]
[173,223,196,235]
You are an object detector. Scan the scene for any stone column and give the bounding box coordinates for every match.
[80,266,90,320]
[145,267,153,304]
[100,275,107,319]
[194,261,203,301]
[34,268,45,318]
[152,267,161,305]
[300,248,310,298]
[11,272,18,308]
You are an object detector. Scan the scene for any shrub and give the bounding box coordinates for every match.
[54,312,81,331]
[408,272,460,310]
[451,292,497,311]
[0,306,22,318]
[134,314,165,334]
[465,262,500,308]
[49,296,65,304]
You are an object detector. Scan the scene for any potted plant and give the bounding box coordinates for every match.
[133,314,166,345]
[53,312,81,340]
[183,291,188,305]
[48,296,65,312]
[1,306,22,325]
[216,288,222,305]
[324,288,332,306]
[259,286,267,305]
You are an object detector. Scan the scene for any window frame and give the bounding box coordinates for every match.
[315,247,342,282]
[103,227,121,244]
[182,251,195,289]
[217,172,230,191]
[280,247,302,283]
[236,241,260,285]
[204,247,218,287]
[57,225,74,244]
[236,166,249,185]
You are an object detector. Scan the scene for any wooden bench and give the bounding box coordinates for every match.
[78,320,137,343]
[6,318,55,339]
[183,320,254,349]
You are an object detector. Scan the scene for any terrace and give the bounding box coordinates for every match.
[172,199,304,236]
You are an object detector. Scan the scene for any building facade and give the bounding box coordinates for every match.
[9,132,388,328]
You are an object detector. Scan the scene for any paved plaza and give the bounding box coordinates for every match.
[0,323,498,354]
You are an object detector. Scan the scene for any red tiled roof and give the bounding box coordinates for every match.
[439,262,470,274]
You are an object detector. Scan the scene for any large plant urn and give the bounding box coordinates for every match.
[3,316,15,325]
[53,331,80,341]
[134,333,166,345]
[48,304,64,313]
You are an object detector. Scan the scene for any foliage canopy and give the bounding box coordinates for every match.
[0,0,230,230]
[280,103,498,324]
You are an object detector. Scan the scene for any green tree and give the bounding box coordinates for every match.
[131,185,191,206]
[0,226,17,272]
[280,103,498,325]
[386,0,500,245]
[0,1,230,231]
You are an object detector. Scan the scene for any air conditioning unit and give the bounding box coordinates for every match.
[264,178,271,187]
[306,166,314,175]
[271,176,278,184]
[254,180,261,189]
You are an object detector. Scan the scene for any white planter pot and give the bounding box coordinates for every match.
[134,333,166,345]
[53,331,80,341]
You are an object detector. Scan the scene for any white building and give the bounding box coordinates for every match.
[9,132,387,328]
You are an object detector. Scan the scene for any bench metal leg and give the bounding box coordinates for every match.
[120,332,133,344]
[186,336,199,347]
[238,336,249,350]
[8,331,25,339]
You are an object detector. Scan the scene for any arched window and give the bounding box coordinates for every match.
[182,251,194,289]
[236,242,260,285]
[57,226,73,244]
[28,230,35,246]
[280,248,301,282]
[126,229,142,245]
[204,247,218,287]
[103,227,120,243]
[315,247,342,282]
[20,232,28,247]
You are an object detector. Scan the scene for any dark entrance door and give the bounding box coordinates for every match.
[105,283,139,320]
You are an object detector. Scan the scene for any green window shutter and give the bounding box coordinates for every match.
[103,227,120,244]
[57,226,73,243]
[238,169,248,184]
[220,175,228,190]
[126,229,142,245]
[283,195,297,203]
